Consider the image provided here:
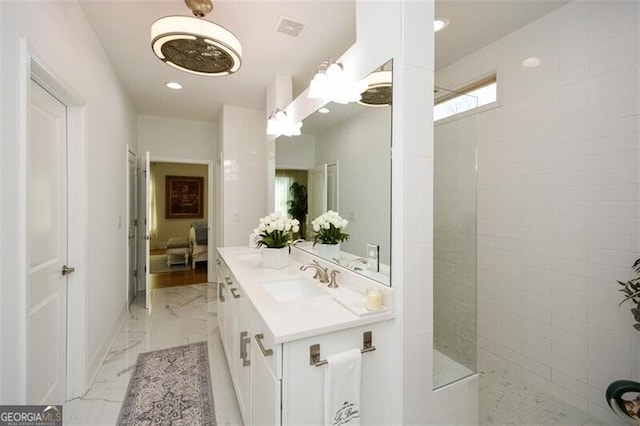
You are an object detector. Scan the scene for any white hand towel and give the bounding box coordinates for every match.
[324,348,362,426]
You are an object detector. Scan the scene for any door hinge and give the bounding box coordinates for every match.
[134,219,138,226]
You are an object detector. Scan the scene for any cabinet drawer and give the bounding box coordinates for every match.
[246,305,281,379]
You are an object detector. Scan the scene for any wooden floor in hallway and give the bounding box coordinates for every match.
[150,248,208,289]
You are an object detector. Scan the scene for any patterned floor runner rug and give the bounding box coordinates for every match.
[118,341,216,425]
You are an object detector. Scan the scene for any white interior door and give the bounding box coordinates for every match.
[127,150,137,305]
[27,79,68,404]
[326,162,338,212]
[308,164,328,232]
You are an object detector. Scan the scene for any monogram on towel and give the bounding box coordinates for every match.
[332,400,360,426]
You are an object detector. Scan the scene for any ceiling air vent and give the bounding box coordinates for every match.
[275,16,306,37]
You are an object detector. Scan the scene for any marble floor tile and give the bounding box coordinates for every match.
[64,283,242,425]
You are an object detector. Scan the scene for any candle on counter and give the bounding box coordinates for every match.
[366,289,383,311]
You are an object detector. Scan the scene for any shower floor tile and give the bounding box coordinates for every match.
[479,361,607,426]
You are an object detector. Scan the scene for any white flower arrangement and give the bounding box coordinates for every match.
[254,212,300,249]
[311,210,350,245]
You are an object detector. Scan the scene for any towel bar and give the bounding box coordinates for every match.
[310,331,375,367]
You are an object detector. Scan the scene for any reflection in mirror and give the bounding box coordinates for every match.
[275,60,392,286]
[433,87,478,389]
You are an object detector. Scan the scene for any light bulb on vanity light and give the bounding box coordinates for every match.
[308,58,365,104]
[266,108,302,137]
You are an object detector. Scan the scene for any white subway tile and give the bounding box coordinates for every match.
[552,369,589,397]
[588,338,638,369]
[523,343,588,381]
[552,312,589,337]
[551,341,588,366]
[587,323,632,352]
[551,327,588,352]
[588,115,639,140]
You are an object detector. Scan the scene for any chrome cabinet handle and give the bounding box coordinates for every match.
[229,287,241,299]
[255,333,273,357]
[240,331,250,367]
[61,265,75,276]
[218,283,225,302]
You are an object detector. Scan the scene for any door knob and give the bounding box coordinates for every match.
[61,265,76,276]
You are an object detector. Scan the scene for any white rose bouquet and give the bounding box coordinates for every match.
[311,210,350,246]
[254,212,300,249]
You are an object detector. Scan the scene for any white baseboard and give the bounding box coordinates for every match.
[86,304,129,391]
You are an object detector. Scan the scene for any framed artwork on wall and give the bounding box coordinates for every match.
[166,175,204,219]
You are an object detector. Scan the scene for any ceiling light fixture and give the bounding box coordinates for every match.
[151,0,242,76]
[357,67,392,107]
[434,17,449,32]
[308,58,367,104]
[266,109,302,137]
[522,57,541,68]
[165,81,183,90]
[318,107,330,114]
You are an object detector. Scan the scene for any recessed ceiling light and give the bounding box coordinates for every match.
[434,17,449,32]
[165,82,183,90]
[318,107,330,114]
[522,57,541,68]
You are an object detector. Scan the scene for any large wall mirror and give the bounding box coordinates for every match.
[275,59,392,286]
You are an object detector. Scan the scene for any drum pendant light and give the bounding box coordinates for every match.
[151,0,242,76]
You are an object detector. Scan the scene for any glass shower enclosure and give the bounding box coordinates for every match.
[433,87,478,389]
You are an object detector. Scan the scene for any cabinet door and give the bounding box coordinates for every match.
[234,310,252,424]
[223,286,235,363]
[252,340,281,426]
[282,323,390,425]
[217,282,227,351]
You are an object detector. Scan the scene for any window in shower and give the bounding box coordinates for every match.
[434,74,496,122]
[433,87,478,389]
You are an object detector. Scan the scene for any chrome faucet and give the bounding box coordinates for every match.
[291,238,306,246]
[300,260,329,284]
[346,257,368,271]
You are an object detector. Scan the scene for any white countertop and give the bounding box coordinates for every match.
[217,246,395,344]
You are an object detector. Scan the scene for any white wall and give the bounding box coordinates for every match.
[0,1,137,401]
[275,134,316,170]
[138,115,217,161]
[221,105,268,247]
[437,1,639,422]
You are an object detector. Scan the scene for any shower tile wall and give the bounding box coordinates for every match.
[436,1,639,423]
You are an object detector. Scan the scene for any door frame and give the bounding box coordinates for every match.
[24,45,88,401]
[126,147,137,306]
[150,156,215,283]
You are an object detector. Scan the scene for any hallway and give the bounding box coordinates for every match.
[64,284,242,425]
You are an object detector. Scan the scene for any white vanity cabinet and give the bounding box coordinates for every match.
[215,250,392,425]
[216,257,253,424]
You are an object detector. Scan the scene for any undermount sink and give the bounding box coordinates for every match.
[262,278,328,302]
